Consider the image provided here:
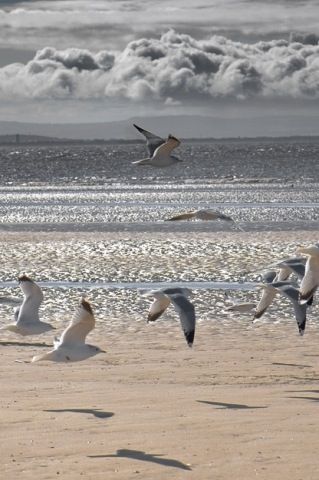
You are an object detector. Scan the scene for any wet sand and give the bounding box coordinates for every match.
[1,230,319,479]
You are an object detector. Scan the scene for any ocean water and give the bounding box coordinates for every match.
[0,141,319,231]
[0,141,318,332]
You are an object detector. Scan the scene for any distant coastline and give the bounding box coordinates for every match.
[1,134,319,146]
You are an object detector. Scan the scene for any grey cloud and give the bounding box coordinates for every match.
[1,30,319,104]
[34,47,114,71]
[290,32,319,45]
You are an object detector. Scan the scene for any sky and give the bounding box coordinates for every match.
[1,0,319,132]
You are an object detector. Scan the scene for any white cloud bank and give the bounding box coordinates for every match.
[1,30,319,106]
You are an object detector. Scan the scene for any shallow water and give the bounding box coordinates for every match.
[0,141,318,332]
[0,280,258,290]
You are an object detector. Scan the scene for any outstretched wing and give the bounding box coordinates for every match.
[133,124,165,156]
[262,270,278,284]
[226,303,256,313]
[165,212,196,221]
[169,294,196,347]
[286,262,305,280]
[59,298,95,346]
[273,283,308,335]
[16,281,43,326]
[254,287,277,320]
[153,135,181,158]
[147,295,171,322]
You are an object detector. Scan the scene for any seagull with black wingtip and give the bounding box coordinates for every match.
[143,287,195,347]
[32,298,105,362]
[132,123,182,167]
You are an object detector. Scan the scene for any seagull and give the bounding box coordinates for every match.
[225,302,256,313]
[144,288,195,347]
[296,244,319,304]
[32,298,105,362]
[132,124,182,167]
[270,281,308,335]
[0,274,55,336]
[166,209,233,222]
[223,291,256,313]
[165,209,244,231]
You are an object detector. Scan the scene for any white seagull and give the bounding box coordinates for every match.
[32,298,105,362]
[296,244,319,304]
[165,208,244,231]
[145,288,195,347]
[132,124,182,167]
[0,274,55,336]
[223,291,256,313]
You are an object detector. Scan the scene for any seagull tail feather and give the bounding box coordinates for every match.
[132,158,151,165]
[32,350,56,363]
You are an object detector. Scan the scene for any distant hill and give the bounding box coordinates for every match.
[0,114,319,140]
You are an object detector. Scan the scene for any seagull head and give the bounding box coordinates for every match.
[87,345,106,355]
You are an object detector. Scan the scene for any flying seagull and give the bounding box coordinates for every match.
[32,298,105,362]
[270,281,308,335]
[132,124,182,167]
[144,288,195,347]
[165,208,244,230]
[296,244,319,304]
[0,274,55,336]
[224,292,256,313]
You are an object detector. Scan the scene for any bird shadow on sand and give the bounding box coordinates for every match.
[197,400,267,410]
[272,362,312,368]
[287,389,319,394]
[0,340,51,347]
[44,408,114,419]
[88,449,192,470]
[286,391,319,403]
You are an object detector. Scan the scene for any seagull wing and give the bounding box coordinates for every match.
[286,262,305,280]
[273,283,307,335]
[147,295,171,322]
[153,135,181,158]
[162,287,192,297]
[165,212,196,221]
[133,124,165,156]
[226,303,256,313]
[16,283,43,326]
[59,299,95,346]
[168,294,196,347]
[254,287,277,320]
[195,210,220,220]
[262,270,278,284]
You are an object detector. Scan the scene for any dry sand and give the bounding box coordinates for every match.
[1,230,319,480]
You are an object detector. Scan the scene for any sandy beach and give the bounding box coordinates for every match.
[1,230,319,480]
